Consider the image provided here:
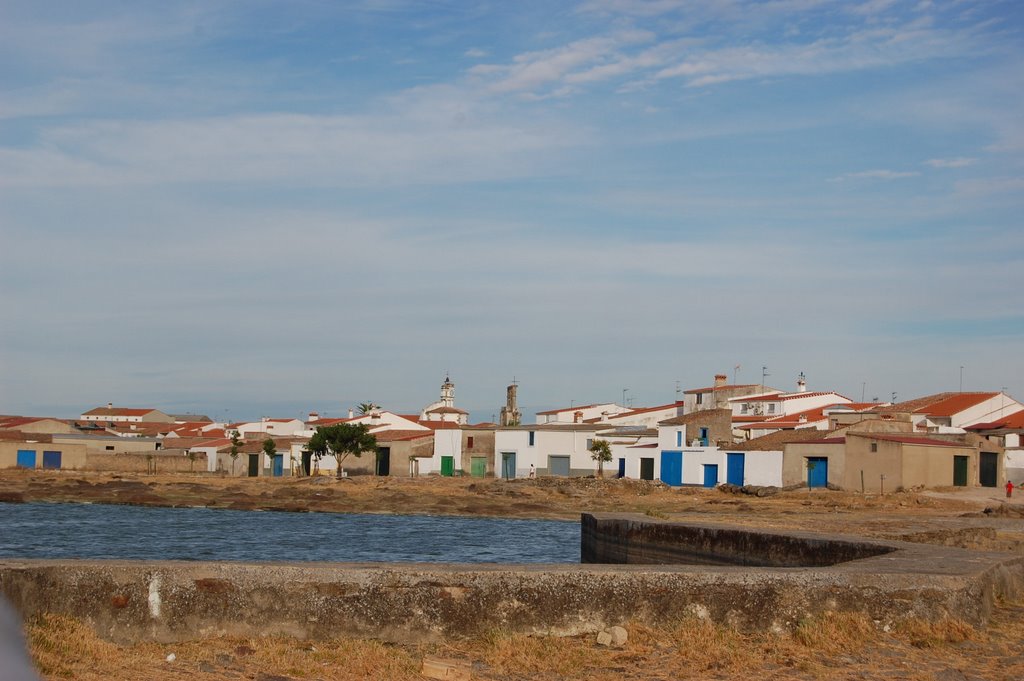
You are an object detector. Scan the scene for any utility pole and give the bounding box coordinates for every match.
[959,366,964,393]
[761,366,769,394]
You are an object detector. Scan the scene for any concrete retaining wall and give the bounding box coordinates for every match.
[2,513,1022,644]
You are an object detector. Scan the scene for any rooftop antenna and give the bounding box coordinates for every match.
[675,381,681,399]
[734,364,741,385]
[959,365,964,393]
[892,391,898,404]
[761,366,769,393]
[861,382,866,402]
[622,388,629,406]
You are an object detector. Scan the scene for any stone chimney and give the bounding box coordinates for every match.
[714,374,728,388]
[500,383,522,427]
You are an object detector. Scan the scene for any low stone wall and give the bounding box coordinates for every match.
[581,513,894,566]
[85,451,207,474]
[2,513,1022,644]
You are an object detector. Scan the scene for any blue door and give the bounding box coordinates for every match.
[272,454,283,477]
[660,451,682,486]
[726,453,744,486]
[807,457,828,488]
[617,458,626,478]
[501,452,516,479]
[42,451,62,469]
[16,449,36,468]
[703,464,719,487]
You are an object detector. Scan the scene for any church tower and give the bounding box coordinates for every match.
[439,374,455,407]
[500,382,522,426]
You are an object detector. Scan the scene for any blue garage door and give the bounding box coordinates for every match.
[703,464,719,487]
[726,453,745,486]
[42,451,62,469]
[807,457,828,488]
[660,451,682,486]
[16,450,36,468]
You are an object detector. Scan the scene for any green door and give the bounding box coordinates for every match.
[247,454,259,477]
[953,455,969,486]
[471,457,487,477]
[441,456,454,477]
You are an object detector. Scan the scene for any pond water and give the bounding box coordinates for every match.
[0,502,580,563]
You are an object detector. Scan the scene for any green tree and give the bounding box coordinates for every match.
[589,439,613,478]
[229,431,241,476]
[262,437,277,475]
[357,402,380,415]
[186,450,197,473]
[308,423,378,478]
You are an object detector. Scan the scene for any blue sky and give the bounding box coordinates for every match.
[1,0,1022,422]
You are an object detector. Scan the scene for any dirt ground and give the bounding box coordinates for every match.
[5,469,1024,680]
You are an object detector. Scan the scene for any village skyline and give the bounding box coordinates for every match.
[2,1,1022,421]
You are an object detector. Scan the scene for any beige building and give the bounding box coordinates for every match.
[0,438,88,470]
[783,432,987,493]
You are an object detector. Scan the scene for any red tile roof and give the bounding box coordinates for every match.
[865,434,967,448]
[966,410,1024,431]
[877,392,1000,417]
[82,407,158,417]
[373,430,434,442]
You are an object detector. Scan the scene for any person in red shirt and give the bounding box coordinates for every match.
[1007,480,1014,499]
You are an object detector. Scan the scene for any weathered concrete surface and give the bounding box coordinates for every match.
[581,513,895,566]
[2,513,1022,644]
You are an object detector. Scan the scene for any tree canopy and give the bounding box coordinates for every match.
[589,439,613,478]
[308,422,378,478]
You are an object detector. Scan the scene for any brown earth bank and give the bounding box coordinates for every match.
[6,469,1024,679]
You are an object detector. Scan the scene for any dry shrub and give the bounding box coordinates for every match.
[477,630,593,677]
[792,612,875,654]
[894,617,976,648]
[668,617,758,672]
[27,613,123,678]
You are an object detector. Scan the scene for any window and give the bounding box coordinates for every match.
[768,404,776,414]
[870,442,878,452]
[675,431,682,447]
[695,393,703,405]
[105,445,114,451]
[528,431,535,446]
[586,438,593,450]
[741,404,749,414]
[467,436,474,448]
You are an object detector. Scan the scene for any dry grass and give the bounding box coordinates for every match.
[893,615,977,648]
[22,607,1024,681]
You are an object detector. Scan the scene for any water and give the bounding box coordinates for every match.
[0,502,580,563]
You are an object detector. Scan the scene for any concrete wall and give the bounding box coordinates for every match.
[85,451,207,474]
[739,450,784,487]
[4,515,1023,644]
[0,442,89,470]
[782,442,846,487]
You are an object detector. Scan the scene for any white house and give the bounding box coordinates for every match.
[494,424,610,478]
[875,392,1024,433]
[535,403,630,425]
[230,418,306,439]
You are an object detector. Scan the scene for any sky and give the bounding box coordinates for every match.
[0,0,1022,423]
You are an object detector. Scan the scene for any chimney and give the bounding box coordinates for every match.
[574,410,583,424]
[107,402,113,409]
[714,374,727,388]
[308,412,319,422]
[798,414,807,423]
[348,409,354,419]
[797,372,807,392]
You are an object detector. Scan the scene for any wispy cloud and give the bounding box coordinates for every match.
[829,169,920,181]
[924,157,977,168]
